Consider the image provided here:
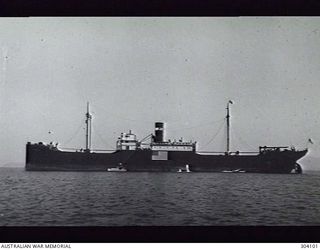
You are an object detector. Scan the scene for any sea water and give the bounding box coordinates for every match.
[0,167,319,226]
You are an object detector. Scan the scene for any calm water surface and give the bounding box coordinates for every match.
[0,167,319,226]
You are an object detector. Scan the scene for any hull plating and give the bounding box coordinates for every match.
[25,144,307,173]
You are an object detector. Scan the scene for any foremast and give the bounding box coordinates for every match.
[85,102,92,152]
[226,100,233,153]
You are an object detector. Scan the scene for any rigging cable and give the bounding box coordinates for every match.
[202,118,226,148]
[232,127,257,151]
[91,103,156,123]
[92,123,116,150]
[91,103,227,130]
[61,121,84,147]
[169,117,226,132]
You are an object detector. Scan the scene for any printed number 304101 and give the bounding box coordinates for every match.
[301,244,318,248]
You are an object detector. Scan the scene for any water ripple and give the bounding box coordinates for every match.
[0,168,319,226]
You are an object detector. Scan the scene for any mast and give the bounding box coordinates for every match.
[226,100,233,153]
[85,102,92,152]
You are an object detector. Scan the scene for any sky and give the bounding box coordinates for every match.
[0,17,320,169]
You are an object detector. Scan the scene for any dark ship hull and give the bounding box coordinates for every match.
[25,102,308,173]
[25,143,307,173]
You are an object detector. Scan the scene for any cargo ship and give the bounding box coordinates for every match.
[25,101,308,173]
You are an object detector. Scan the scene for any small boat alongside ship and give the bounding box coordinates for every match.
[222,169,246,173]
[107,163,127,172]
[25,101,308,173]
[177,164,191,173]
[107,167,127,172]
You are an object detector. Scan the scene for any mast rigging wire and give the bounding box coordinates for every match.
[90,103,227,131]
[232,127,257,151]
[61,121,84,146]
[202,118,226,148]
[169,117,226,132]
[92,123,115,150]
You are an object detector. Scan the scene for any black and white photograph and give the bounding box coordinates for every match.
[0,17,320,241]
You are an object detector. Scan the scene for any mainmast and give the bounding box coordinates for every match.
[85,102,92,152]
[226,100,233,153]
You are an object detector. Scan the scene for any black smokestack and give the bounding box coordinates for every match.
[154,122,165,143]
